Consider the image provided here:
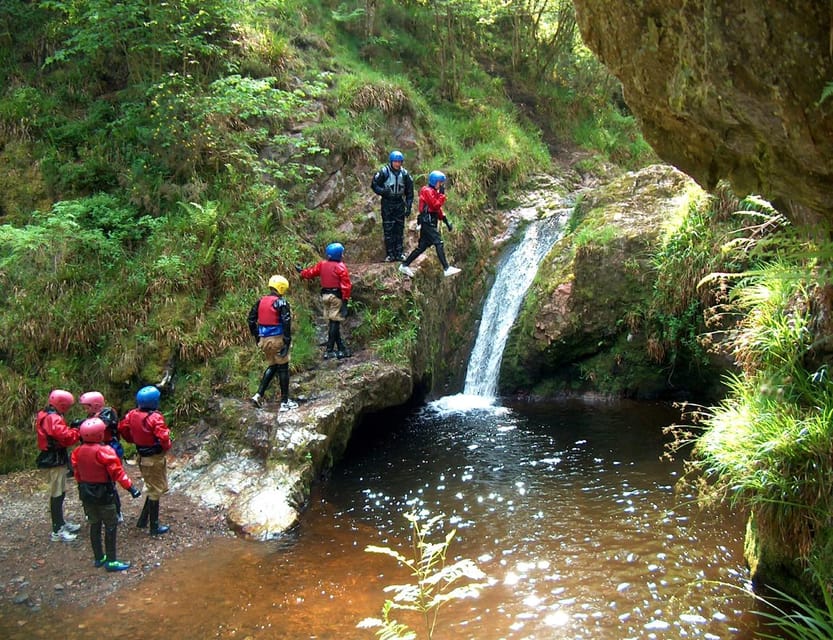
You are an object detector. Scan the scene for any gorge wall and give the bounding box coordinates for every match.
[572,1,833,223]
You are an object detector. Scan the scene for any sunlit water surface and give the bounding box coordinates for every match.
[2,398,763,639]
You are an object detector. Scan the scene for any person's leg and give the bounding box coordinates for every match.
[102,504,130,571]
[136,496,150,528]
[277,363,290,403]
[86,504,106,566]
[325,320,338,358]
[256,365,279,396]
[381,207,396,260]
[392,210,406,259]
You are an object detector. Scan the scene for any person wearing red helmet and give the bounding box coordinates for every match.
[118,386,172,536]
[35,389,82,542]
[77,391,124,521]
[71,417,141,571]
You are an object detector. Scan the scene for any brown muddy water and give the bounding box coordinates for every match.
[3,398,770,639]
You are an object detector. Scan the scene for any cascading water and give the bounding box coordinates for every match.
[461,210,569,399]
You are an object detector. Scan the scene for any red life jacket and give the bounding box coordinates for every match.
[257,294,281,327]
[73,444,111,483]
[319,261,341,289]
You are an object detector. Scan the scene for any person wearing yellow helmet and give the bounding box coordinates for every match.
[247,274,296,411]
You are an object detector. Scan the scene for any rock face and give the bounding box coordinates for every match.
[501,165,715,399]
[169,361,412,540]
[573,1,833,219]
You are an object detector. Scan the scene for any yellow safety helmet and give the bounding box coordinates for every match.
[268,275,289,295]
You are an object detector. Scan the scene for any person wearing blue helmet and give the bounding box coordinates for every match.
[399,170,461,278]
[371,150,414,262]
[297,243,353,360]
[118,386,172,535]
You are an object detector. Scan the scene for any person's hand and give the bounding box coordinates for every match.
[407,208,412,217]
[279,339,290,357]
[443,218,453,232]
[295,264,303,274]
[254,335,261,345]
[129,486,141,499]
[340,301,349,319]
[438,183,445,194]
[69,419,83,429]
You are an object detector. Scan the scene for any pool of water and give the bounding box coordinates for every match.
[0,398,762,639]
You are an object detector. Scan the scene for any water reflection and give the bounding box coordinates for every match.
[0,399,764,639]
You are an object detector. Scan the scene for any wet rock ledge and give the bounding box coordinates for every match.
[168,358,412,540]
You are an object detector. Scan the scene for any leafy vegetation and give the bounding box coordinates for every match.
[359,512,488,639]
[0,0,649,471]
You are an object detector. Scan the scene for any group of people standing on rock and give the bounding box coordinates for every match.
[35,385,172,572]
[249,242,353,411]
[249,151,460,409]
[371,150,461,278]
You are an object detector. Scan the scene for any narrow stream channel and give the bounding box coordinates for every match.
[8,399,759,639]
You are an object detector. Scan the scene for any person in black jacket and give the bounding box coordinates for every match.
[371,150,414,262]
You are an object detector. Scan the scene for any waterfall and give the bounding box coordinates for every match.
[462,211,569,399]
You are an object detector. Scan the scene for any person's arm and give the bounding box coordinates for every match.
[404,173,414,214]
[100,447,134,491]
[278,299,292,357]
[49,415,81,448]
[247,301,259,339]
[300,262,322,281]
[151,413,172,451]
[338,264,353,302]
[117,414,134,443]
[371,167,389,196]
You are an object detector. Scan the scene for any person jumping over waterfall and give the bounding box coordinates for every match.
[399,170,461,278]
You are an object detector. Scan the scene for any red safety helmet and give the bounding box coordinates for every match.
[79,391,105,414]
[48,389,75,414]
[79,417,107,443]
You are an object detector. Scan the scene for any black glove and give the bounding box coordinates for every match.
[438,184,445,194]
[253,334,260,345]
[279,339,290,357]
[69,419,83,429]
[129,486,141,499]
[407,208,412,217]
[340,301,349,319]
[295,263,302,273]
[443,218,453,232]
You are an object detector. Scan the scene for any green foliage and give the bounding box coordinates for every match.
[755,579,833,640]
[359,512,488,639]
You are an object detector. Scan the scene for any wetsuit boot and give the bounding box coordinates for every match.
[90,521,106,567]
[324,321,338,359]
[104,524,130,571]
[149,499,170,536]
[136,497,150,529]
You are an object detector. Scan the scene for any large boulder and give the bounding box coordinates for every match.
[573,1,833,221]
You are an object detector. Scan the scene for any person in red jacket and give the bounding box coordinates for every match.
[71,417,141,571]
[35,389,82,542]
[298,242,353,360]
[399,170,461,278]
[76,391,125,521]
[118,386,172,536]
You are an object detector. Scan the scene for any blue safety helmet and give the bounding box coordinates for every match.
[389,150,404,163]
[136,385,161,410]
[428,170,446,188]
[325,242,344,261]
